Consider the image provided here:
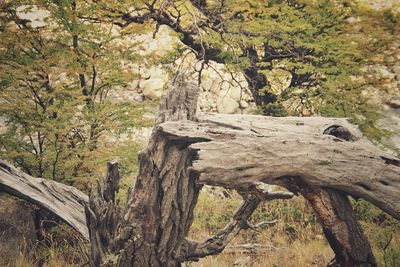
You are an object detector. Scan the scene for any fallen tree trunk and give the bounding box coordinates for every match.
[160,113,400,219]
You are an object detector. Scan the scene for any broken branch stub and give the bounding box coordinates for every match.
[85,161,133,267]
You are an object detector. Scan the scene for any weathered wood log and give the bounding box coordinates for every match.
[0,160,89,240]
[159,113,400,219]
[158,112,400,266]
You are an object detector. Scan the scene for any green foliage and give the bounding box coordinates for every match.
[159,0,397,135]
[260,101,288,117]
[350,197,400,266]
[0,0,151,188]
[317,78,386,139]
[201,0,362,84]
[351,198,399,227]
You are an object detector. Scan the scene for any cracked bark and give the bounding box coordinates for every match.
[115,75,203,266]
[160,114,400,219]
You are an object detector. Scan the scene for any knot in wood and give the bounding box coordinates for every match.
[323,125,357,142]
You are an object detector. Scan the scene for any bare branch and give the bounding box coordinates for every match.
[180,194,260,261]
[0,160,89,240]
[179,187,293,261]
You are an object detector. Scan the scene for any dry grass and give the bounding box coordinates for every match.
[187,190,400,267]
[4,255,80,267]
[1,190,399,266]
[193,239,333,267]
[187,191,333,267]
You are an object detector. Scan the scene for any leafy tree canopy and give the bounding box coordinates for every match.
[96,0,398,136]
[0,0,153,188]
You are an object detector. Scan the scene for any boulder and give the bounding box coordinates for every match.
[200,78,214,92]
[16,5,50,28]
[228,86,243,101]
[149,66,169,83]
[239,100,249,109]
[128,80,140,90]
[388,96,400,109]
[140,79,165,100]
[376,65,396,80]
[216,95,239,114]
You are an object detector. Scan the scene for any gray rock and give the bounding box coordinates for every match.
[239,100,249,109]
[388,96,400,109]
[140,79,165,100]
[376,65,396,80]
[229,86,244,101]
[16,5,49,28]
[234,256,253,267]
[346,17,361,24]
[216,96,239,114]
[149,66,169,83]
[200,79,214,92]
[128,80,140,90]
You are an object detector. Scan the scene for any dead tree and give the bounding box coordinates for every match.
[1,77,399,266]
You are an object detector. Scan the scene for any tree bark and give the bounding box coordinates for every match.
[322,190,376,267]
[284,180,377,267]
[82,74,205,266]
[160,113,400,219]
[85,160,128,266]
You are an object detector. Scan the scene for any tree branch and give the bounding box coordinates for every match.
[0,159,89,240]
[179,187,293,261]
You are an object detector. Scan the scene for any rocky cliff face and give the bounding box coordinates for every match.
[108,25,256,115]
[12,3,399,120]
